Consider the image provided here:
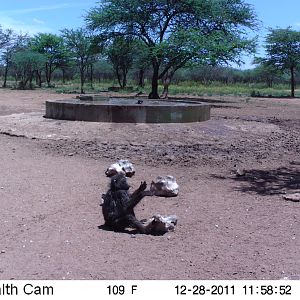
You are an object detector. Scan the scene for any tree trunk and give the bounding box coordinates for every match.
[2,65,9,88]
[116,68,122,88]
[62,69,66,84]
[36,70,42,88]
[138,69,145,87]
[122,68,127,88]
[160,71,173,99]
[290,66,295,97]
[267,78,273,88]
[149,63,160,99]
[80,68,85,94]
[29,72,34,90]
[80,59,85,94]
[90,64,94,88]
[14,73,18,88]
[45,63,51,87]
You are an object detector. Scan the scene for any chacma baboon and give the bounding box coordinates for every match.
[102,173,149,233]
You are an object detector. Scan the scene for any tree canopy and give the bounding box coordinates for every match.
[107,37,135,88]
[61,28,97,93]
[0,26,12,49]
[0,30,29,87]
[30,33,67,87]
[12,49,46,89]
[263,27,300,97]
[86,0,258,98]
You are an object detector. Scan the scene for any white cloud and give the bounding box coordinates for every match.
[294,22,300,28]
[0,16,52,35]
[0,3,87,16]
[33,18,45,25]
[0,2,91,35]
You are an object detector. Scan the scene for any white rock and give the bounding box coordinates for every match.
[150,175,179,197]
[143,215,178,234]
[105,159,135,177]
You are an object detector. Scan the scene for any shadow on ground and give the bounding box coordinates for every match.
[212,167,300,196]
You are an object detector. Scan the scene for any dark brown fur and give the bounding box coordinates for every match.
[102,174,148,233]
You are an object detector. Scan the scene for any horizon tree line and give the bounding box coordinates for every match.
[0,0,300,97]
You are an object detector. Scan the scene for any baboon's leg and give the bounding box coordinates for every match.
[123,214,149,234]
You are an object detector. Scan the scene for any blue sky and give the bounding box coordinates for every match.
[247,0,300,53]
[1,0,300,68]
[0,0,96,34]
[247,0,300,30]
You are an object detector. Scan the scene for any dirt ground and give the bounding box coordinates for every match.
[0,89,299,280]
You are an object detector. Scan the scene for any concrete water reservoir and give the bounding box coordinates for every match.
[45,96,211,123]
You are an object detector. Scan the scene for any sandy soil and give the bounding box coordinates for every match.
[0,89,299,280]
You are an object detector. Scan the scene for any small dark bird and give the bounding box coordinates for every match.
[137,100,143,104]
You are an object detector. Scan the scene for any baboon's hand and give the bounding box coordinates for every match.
[139,181,147,191]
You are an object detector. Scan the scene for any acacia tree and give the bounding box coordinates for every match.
[30,33,66,87]
[263,28,300,97]
[133,41,151,88]
[86,0,257,99]
[1,31,29,88]
[12,50,46,89]
[0,26,11,49]
[61,28,97,94]
[57,53,75,84]
[253,57,281,88]
[1,28,15,87]
[107,37,135,88]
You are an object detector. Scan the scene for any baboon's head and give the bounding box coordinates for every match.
[111,174,130,191]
